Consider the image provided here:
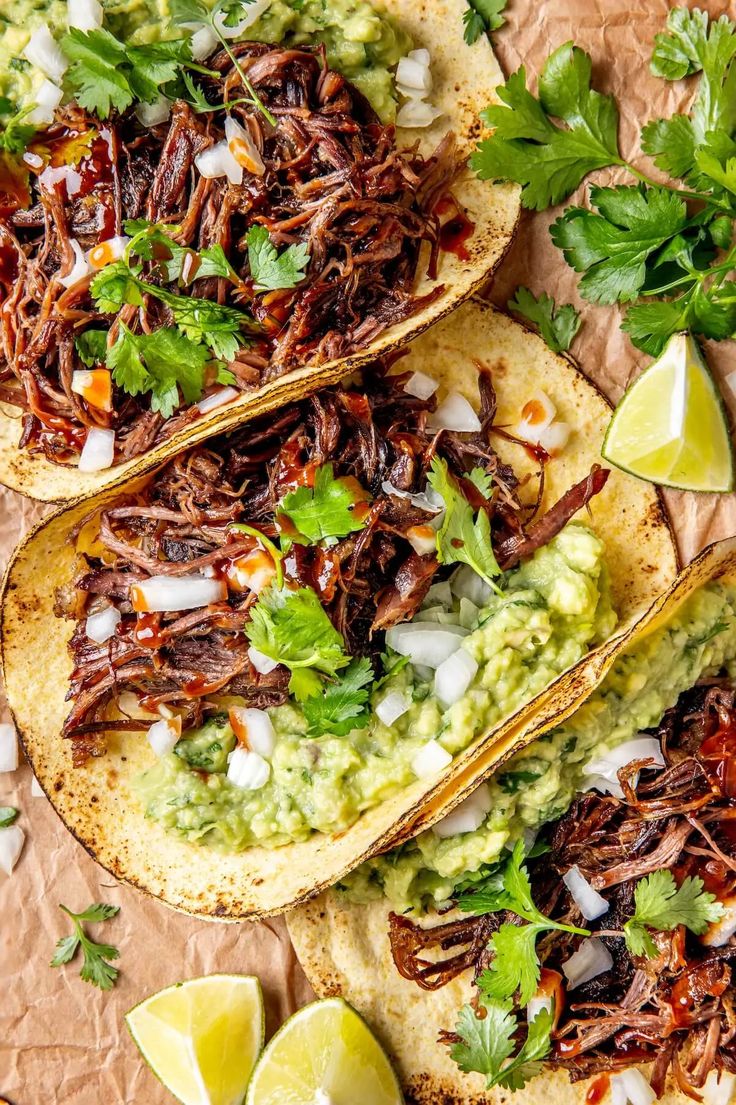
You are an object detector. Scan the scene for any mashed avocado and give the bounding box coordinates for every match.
[0,0,409,120]
[135,525,616,851]
[342,579,736,912]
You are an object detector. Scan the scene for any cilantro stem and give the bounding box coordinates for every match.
[624,161,736,214]
[208,11,277,128]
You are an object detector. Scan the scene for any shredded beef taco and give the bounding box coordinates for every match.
[1,301,675,918]
[0,0,519,502]
[288,537,736,1105]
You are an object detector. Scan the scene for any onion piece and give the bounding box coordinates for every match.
[0,723,19,773]
[85,605,121,644]
[434,648,478,707]
[78,427,115,472]
[190,24,219,60]
[24,24,68,83]
[427,393,481,433]
[396,99,442,128]
[214,0,271,38]
[68,0,103,29]
[59,238,92,289]
[406,524,437,557]
[31,776,45,798]
[584,737,665,798]
[514,391,556,444]
[450,565,492,607]
[538,421,571,457]
[88,235,130,271]
[433,783,490,838]
[563,865,609,920]
[380,480,443,514]
[702,896,736,947]
[228,707,276,759]
[396,56,431,93]
[135,94,171,128]
[408,48,431,66]
[412,739,452,779]
[225,115,265,176]
[196,386,240,414]
[147,718,181,757]
[226,550,276,594]
[385,622,469,669]
[0,825,25,876]
[562,938,613,989]
[610,1070,655,1105]
[227,747,270,790]
[403,371,438,400]
[703,1071,736,1105]
[376,690,411,728]
[248,645,279,676]
[131,574,227,612]
[195,140,243,185]
[423,580,453,608]
[28,78,63,125]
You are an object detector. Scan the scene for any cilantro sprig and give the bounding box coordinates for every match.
[451,998,553,1091]
[623,869,724,957]
[0,101,37,156]
[507,287,581,353]
[278,463,370,543]
[472,10,736,354]
[246,226,311,293]
[462,0,508,47]
[427,458,501,589]
[50,902,120,991]
[302,657,374,736]
[0,806,19,828]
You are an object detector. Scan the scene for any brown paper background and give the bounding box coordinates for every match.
[1,1,735,1100]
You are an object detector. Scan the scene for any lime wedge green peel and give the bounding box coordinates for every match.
[246,997,404,1105]
[126,974,264,1105]
[602,331,734,493]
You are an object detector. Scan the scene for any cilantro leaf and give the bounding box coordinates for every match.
[620,299,689,356]
[624,870,725,957]
[508,286,581,352]
[279,464,370,543]
[427,457,500,588]
[0,806,19,828]
[153,286,247,361]
[0,104,37,156]
[51,902,120,990]
[302,658,373,736]
[124,221,238,284]
[75,330,108,367]
[651,9,736,139]
[462,0,507,46]
[472,44,621,210]
[90,260,144,313]
[451,999,553,1091]
[467,467,493,499]
[479,924,545,1005]
[550,185,690,304]
[107,324,210,417]
[247,226,310,292]
[245,585,351,700]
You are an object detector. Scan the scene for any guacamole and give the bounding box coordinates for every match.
[0,0,410,120]
[343,579,736,911]
[135,525,616,851]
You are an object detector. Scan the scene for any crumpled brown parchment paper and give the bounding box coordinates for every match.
[1,1,735,1100]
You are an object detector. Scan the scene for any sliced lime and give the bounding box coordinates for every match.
[602,331,734,492]
[245,998,403,1105]
[126,974,264,1105]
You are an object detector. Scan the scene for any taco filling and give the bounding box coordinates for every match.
[56,361,615,852]
[388,676,736,1099]
[0,3,462,469]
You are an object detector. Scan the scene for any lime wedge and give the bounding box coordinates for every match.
[126,974,264,1105]
[602,331,734,492]
[245,998,403,1105]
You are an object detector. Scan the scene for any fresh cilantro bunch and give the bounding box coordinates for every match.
[472,9,736,355]
[462,0,508,47]
[50,902,120,990]
[427,458,501,588]
[278,463,370,543]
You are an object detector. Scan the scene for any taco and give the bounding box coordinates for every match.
[288,537,736,1105]
[1,300,676,919]
[0,0,519,502]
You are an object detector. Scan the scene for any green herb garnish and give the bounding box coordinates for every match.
[623,869,724,957]
[302,657,374,736]
[246,226,311,292]
[0,806,19,828]
[451,998,553,1091]
[279,463,370,543]
[50,903,120,991]
[427,457,500,588]
[507,287,581,353]
[462,0,508,47]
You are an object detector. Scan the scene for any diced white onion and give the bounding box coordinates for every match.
[725,371,736,399]
[514,391,556,444]
[147,718,181,758]
[396,99,442,128]
[0,825,25,876]
[214,0,271,37]
[404,371,438,400]
[385,622,469,669]
[433,783,490,838]
[702,897,736,947]
[225,115,265,176]
[195,140,243,185]
[31,776,45,798]
[434,647,478,707]
[227,746,270,790]
[563,865,609,920]
[27,78,63,125]
[610,1070,655,1105]
[196,386,240,414]
[538,421,571,456]
[376,690,411,727]
[408,48,431,66]
[450,565,492,608]
[248,645,279,675]
[24,24,68,83]
[427,393,481,433]
[131,574,227,613]
[191,24,219,60]
[562,938,613,989]
[380,480,443,514]
[584,738,665,799]
[411,739,452,779]
[228,707,276,759]
[0,723,19,773]
[423,580,453,608]
[226,551,275,594]
[85,605,121,644]
[396,56,431,93]
[24,151,44,169]
[67,0,103,30]
[135,94,171,128]
[703,1070,736,1105]
[88,235,130,270]
[59,238,92,289]
[406,524,437,557]
[78,427,115,472]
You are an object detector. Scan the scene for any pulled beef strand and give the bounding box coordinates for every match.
[0,44,460,465]
[389,682,736,1098]
[59,364,607,763]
